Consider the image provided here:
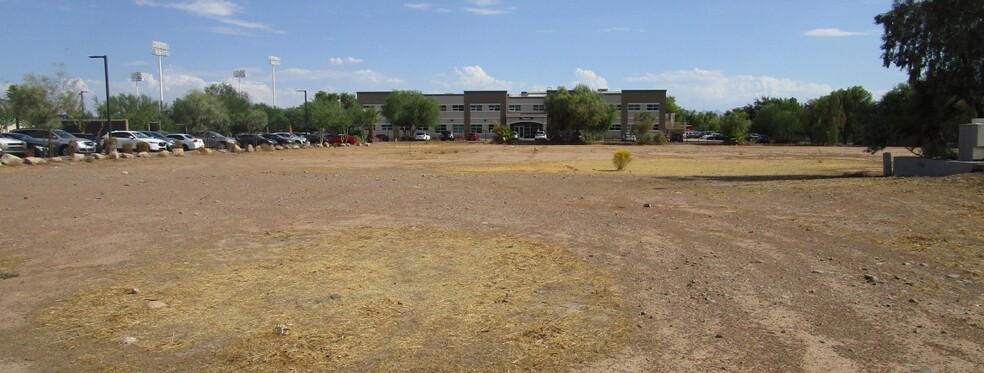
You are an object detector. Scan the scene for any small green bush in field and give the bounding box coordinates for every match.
[121,143,133,154]
[136,142,151,153]
[612,149,632,171]
[653,130,668,145]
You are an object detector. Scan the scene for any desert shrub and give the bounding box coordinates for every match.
[491,122,513,144]
[612,149,632,171]
[136,142,151,153]
[121,143,133,154]
[102,137,116,154]
[653,130,668,145]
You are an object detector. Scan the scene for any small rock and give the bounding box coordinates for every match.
[146,300,167,309]
[946,274,960,279]
[643,203,652,208]
[903,262,912,266]
[864,274,878,283]
[329,293,342,301]
[715,333,723,338]
[274,324,290,336]
[811,269,825,274]
[128,287,140,295]
[122,336,138,346]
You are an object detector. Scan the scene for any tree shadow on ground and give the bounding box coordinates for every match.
[655,171,881,183]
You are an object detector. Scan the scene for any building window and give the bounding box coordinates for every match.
[646,103,660,111]
[381,124,393,131]
[452,124,464,133]
[532,104,545,112]
[488,124,495,132]
[437,124,448,131]
[628,104,641,111]
[471,124,483,133]
[488,104,501,111]
[509,104,521,112]
[440,105,447,112]
[652,124,660,131]
[610,123,621,131]
[470,104,483,111]
[452,105,465,112]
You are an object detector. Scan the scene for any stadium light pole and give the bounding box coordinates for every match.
[233,69,247,94]
[296,89,308,133]
[88,55,111,138]
[268,56,280,108]
[152,41,169,111]
[130,72,143,96]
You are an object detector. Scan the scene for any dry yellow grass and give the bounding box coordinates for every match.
[35,227,630,372]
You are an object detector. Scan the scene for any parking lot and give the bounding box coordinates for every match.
[1,142,981,371]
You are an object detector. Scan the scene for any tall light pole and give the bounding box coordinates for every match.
[79,90,88,114]
[152,41,169,111]
[130,72,143,96]
[89,55,111,138]
[297,89,308,133]
[268,56,280,108]
[233,69,246,94]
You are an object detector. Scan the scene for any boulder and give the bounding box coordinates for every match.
[275,145,284,150]
[92,153,107,160]
[24,157,47,165]
[68,154,85,162]
[120,153,135,159]
[136,152,151,158]
[47,156,64,163]
[198,148,213,155]
[245,144,254,152]
[172,148,185,157]
[0,153,24,166]
[108,150,121,159]
[158,150,171,158]
[260,143,273,152]
[230,144,243,153]
[314,143,323,148]
[291,144,300,149]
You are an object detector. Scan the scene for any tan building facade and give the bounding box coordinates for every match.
[357,89,666,140]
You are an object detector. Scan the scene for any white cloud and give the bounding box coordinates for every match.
[462,7,512,15]
[329,57,364,65]
[601,27,630,33]
[626,68,833,111]
[353,69,405,86]
[468,0,500,6]
[134,0,281,35]
[453,66,513,89]
[573,68,607,89]
[804,28,862,37]
[404,3,431,10]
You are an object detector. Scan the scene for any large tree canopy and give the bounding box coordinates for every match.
[381,90,439,138]
[543,84,615,142]
[171,90,229,136]
[97,94,169,131]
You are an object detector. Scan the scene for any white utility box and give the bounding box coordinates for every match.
[957,118,984,161]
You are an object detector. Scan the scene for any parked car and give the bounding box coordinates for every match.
[534,131,548,142]
[271,132,309,145]
[374,134,391,142]
[414,131,431,141]
[299,133,325,145]
[0,134,27,156]
[262,133,294,146]
[465,133,480,141]
[326,134,359,145]
[439,130,455,141]
[700,132,725,141]
[105,131,169,152]
[2,132,49,156]
[621,132,637,142]
[139,131,174,151]
[192,131,237,149]
[166,133,205,150]
[570,131,585,144]
[669,133,685,142]
[9,128,96,155]
[235,134,277,147]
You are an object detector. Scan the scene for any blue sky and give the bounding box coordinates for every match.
[1,0,906,112]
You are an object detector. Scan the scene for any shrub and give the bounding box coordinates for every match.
[121,143,133,154]
[653,130,668,145]
[612,149,632,171]
[136,142,151,153]
[102,137,116,154]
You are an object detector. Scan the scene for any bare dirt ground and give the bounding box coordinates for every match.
[0,142,981,372]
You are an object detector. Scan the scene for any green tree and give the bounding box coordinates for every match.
[6,71,83,156]
[803,95,846,145]
[543,84,616,142]
[311,91,352,135]
[171,90,229,145]
[720,111,751,144]
[875,0,984,156]
[353,107,380,141]
[205,83,251,132]
[97,94,169,131]
[829,86,874,144]
[245,108,268,135]
[751,98,803,143]
[632,112,655,143]
[254,103,287,132]
[381,90,439,139]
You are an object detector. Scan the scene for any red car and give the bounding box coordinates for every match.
[326,134,359,145]
[465,133,480,141]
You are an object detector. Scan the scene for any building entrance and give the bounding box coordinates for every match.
[509,122,543,139]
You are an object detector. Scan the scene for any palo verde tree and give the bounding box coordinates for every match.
[171,90,229,145]
[543,84,616,142]
[875,0,984,157]
[632,112,655,143]
[381,90,440,139]
[97,93,169,131]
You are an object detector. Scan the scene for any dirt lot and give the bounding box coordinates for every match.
[0,142,981,372]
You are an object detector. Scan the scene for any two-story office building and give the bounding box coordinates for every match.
[357,89,667,139]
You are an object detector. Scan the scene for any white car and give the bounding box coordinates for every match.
[414,131,431,141]
[105,131,168,152]
[534,131,548,141]
[272,132,309,145]
[0,135,27,156]
[166,133,205,150]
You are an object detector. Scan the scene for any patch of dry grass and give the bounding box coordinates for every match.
[34,227,629,371]
[450,157,881,177]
